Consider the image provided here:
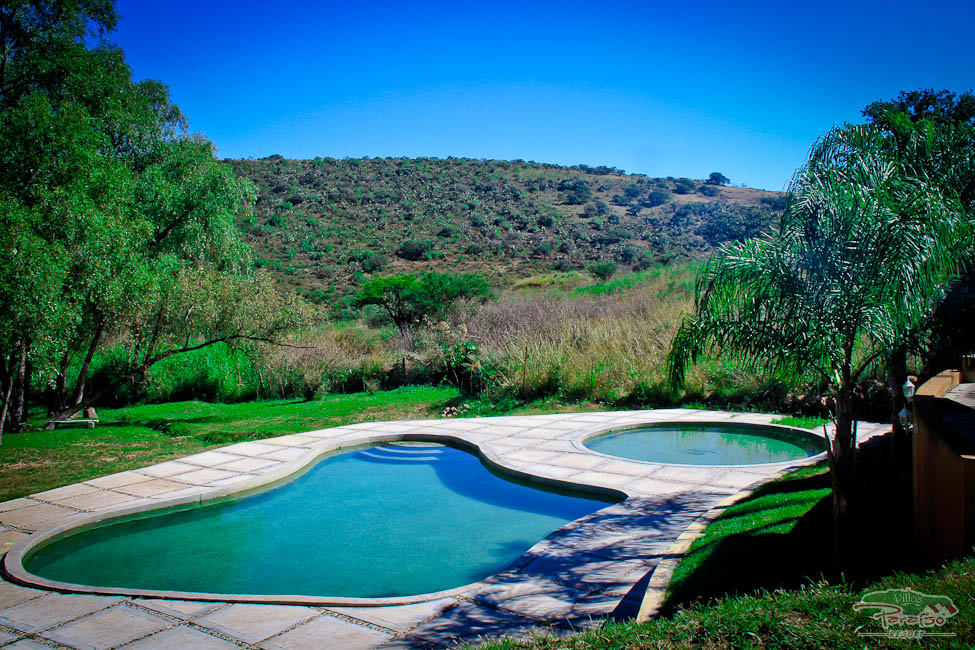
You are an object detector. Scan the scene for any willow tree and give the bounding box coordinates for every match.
[668,124,969,563]
[0,1,304,439]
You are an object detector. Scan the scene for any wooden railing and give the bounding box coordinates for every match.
[913,369,975,561]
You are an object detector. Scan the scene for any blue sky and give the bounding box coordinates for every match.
[114,0,974,191]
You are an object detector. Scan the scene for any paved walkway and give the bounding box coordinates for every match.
[0,410,888,649]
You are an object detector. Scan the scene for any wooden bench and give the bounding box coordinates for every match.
[49,419,98,429]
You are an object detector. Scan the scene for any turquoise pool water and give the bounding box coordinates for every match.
[25,443,615,598]
[585,422,823,465]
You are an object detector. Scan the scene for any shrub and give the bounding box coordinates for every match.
[397,239,433,260]
[587,261,617,280]
[673,178,697,194]
[698,184,720,197]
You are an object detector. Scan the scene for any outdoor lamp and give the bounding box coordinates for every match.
[902,378,915,400]
[898,407,913,431]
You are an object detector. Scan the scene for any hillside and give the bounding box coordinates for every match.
[228,156,785,312]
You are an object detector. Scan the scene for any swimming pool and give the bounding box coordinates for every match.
[23,442,616,599]
[584,422,824,465]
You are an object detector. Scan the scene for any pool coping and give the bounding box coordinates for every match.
[0,409,890,649]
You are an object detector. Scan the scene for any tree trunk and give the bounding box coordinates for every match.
[0,358,13,446]
[828,385,857,570]
[70,323,103,407]
[48,351,71,415]
[7,341,28,432]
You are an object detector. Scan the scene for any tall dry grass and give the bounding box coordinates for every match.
[450,266,705,402]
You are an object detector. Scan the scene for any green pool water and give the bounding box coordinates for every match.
[585,422,823,465]
[25,443,615,598]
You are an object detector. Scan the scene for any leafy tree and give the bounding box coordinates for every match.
[706,172,730,186]
[668,125,969,564]
[673,178,697,195]
[353,272,491,332]
[860,91,975,442]
[0,1,300,438]
[862,88,975,129]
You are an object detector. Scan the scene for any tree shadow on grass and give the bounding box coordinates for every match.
[662,439,930,615]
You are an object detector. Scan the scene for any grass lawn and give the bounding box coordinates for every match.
[475,450,974,649]
[0,385,460,502]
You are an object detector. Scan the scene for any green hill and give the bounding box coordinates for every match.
[228,156,785,311]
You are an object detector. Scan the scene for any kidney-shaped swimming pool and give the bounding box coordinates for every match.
[23,442,617,599]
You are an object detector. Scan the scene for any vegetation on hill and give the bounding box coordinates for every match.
[228,155,785,312]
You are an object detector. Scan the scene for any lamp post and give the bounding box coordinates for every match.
[899,377,916,432]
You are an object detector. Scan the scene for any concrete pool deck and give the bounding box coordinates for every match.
[0,409,889,649]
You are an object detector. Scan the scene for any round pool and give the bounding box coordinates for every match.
[584,422,824,465]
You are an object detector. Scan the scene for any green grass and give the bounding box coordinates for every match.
[664,463,833,609]
[771,415,831,430]
[476,558,975,649]
[474,460,975,649]
[1,386,459,502]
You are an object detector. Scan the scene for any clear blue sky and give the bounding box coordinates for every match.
[113,0,974,191]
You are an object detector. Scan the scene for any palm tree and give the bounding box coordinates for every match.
[668,124,969,564]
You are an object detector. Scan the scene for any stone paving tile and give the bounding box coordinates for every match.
[268,435,322,447]
[180,451,246,467]
[218,457,282,473]
[548,453,608,471]
[0,580,44,609]
[42,604,169,649]
[221,441,288,456]
[533,439,579,452]
[136,599,222,619]
[405,602,542,648]
[149,486,209,500]
[0,502,79,531]
[329,598,455,633]
[598,459,661,475]
[261,614,392,650]
[206,474,257,488]
[169,468,240,486]
[624,477,696,496]
[137,461,201,478]
[0,628,18,643]
[4,639,58,650]
[496,449,560,465]
[649,466,724,483]
[0,528,28,550]
[0,593,118,633]
[31,484,100,502]
[474,425,530,437]
[470,576,583,620]
[259,447,310,462]
[113,478,188,498]
[368,423,425,433]
[0,499,35,514]
[526,464,581,479]
[54,490,142,512]
[196,604,318,645]
[569,471,633,487]
[422,420,487,431]
[708,470,768,489]
[515,549,650,593]
[125,625,242,649]
[85,471,155,489]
